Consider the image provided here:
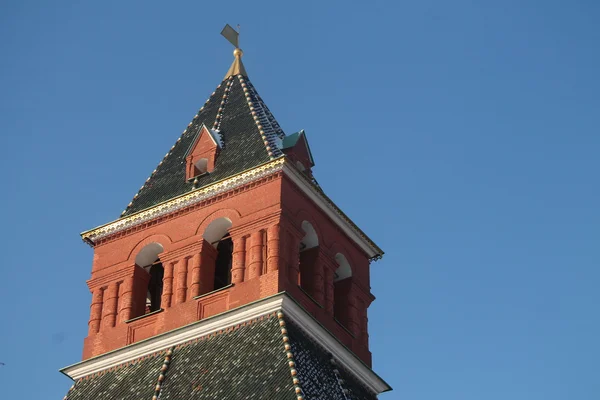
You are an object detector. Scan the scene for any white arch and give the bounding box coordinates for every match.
[301,220,319,249]
[334,253,352,282]
[135,242,164,267]
[203,217,233,247]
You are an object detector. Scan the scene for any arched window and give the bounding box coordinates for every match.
[333,253,352,328]
[298,221,319,296]
[134,242,165,317]
[203,217,234,294]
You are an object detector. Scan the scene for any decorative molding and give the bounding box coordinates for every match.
[60,293,391,394]
[81,158,286,244]
[86,266,134,291]
[81,157,383,261]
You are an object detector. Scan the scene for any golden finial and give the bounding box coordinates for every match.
[221,24,247,79]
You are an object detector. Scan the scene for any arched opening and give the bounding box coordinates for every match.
[298,221,319,296]
[203,217,233,293]
[134,242,165,316]
[333,253,352,328]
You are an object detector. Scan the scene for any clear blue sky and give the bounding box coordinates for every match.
[1,1,599,399]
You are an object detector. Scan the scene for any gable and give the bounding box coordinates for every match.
[185,124,220,179]
[282,130,315,172]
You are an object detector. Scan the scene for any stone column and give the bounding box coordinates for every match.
[175,257,188,304]
[88,287,104,334]
[247,230,264,280]
[231,235,247,284]
[188,253,202,298]
[162,261,175,308]
[266,224,281,273]
[102,282,119,329]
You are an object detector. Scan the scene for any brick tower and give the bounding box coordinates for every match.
[61,27,391,399]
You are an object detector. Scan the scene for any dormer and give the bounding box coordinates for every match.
[185,124,222,180]
[281,129,315,176]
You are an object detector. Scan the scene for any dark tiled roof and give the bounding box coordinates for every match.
[63,314,378,399]
[287,320,378,400]
[158,317,293,399]
[122,74,285,216]
[63,352,165,399]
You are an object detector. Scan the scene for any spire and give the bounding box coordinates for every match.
[118,25,287,217]
[221,24,247,79]
[224,48,247,79]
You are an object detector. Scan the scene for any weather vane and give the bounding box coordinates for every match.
[221,24,241,49]
[221,24,246,78]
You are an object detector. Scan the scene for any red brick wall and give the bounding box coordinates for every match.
[82,171,375,366]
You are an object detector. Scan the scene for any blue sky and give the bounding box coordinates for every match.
[1,1,599,399]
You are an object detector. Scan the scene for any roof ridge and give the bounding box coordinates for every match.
[212,76,235,132]
[237,74,285,159]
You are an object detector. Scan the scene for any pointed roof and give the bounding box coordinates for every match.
[121,50,285,217]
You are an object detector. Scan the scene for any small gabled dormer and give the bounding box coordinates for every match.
[281,129,315,176]
[185,124,222,180]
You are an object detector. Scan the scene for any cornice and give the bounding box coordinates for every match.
[81,158,286,245]
[81,157,383,261]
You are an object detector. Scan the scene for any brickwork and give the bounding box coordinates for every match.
[81,170,375,366]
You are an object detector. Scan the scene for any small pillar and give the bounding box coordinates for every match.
[231,235,247,284]
[162,261,175,308]
[347,293,361,337]
[360,303,369,347]
[313,261,325,305]
[324,266,335,316]
[119,276,134,322]
[175,257,188,304]
[247,230,264,280]
[188,253,202,298]
[102,282,119,329]
[88,287,104,334]
[266,224,281,273]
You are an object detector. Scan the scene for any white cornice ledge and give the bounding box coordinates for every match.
[60,293,391,394]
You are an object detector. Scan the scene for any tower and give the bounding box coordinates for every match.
[61,28,391,399]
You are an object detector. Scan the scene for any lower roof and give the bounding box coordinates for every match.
[63,313,378,400]
[61,293,391,397]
